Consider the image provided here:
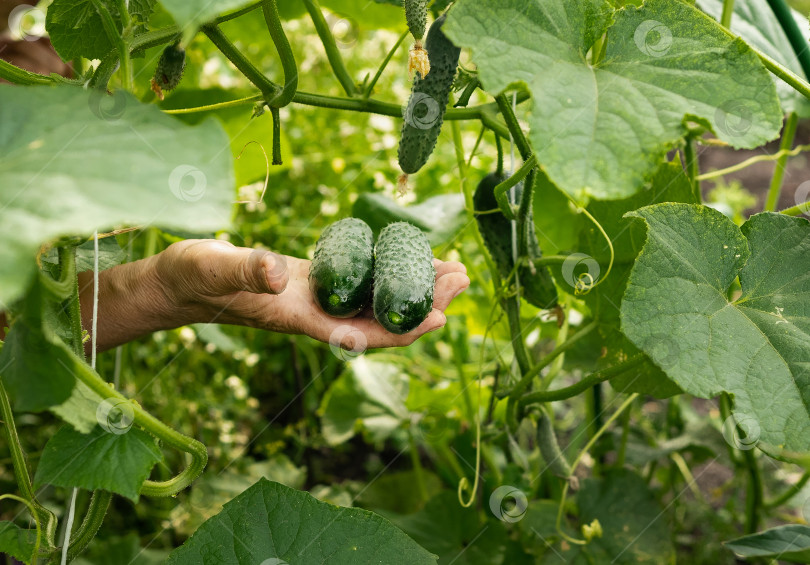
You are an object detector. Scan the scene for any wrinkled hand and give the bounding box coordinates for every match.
[155,239,470,349]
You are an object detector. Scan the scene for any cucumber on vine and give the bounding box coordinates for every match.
[537,410,573,478]
[474,172,557,309]
[150,42,186,101]
[309,218,375,318]
[397,14,461,178]
[373,222,435,334]
[404,0,430,78]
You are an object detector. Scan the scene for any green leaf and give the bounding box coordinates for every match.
[444,0,781,200]
[355,470,444,514]
[0,522,37,565]
[542,470,675,563]
[621,205,810,450]
[50,379,108,434]
[725,525,810,562]
[0,85,233,306]
[383,491,509,565]
[318,357,410,446]
[353,193,465,247]
[46,0,156,61]
[34,425,163,502]
[0,279,84,412]
[166,478,438,564]
[159,0,255,45]
[697,0,810,117]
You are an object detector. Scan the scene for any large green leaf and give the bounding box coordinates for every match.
[697,0,810,117]
[318,357,410,446]
[444,0,781,200]
[46,0,156,61]
[166,478,438,564]
[725,525,810,562]
[621,205,810,450]
[0,85,233,306]
[34,425,163,502]
[0,522,37,565]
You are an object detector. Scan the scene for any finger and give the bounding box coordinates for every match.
[197,242,289,295]
[435,260,467,278]
[432,271,470,311]
[352,309,447,349]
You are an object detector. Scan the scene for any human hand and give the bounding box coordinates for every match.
[155,239,470,349]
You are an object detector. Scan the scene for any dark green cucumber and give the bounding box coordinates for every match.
[397,14,461,174]
[404,0,427,41]
[474,172,558,309]
[537,410,572,478]
[309,218,374,318]
[153,42,186,92]
[373,222,435,334]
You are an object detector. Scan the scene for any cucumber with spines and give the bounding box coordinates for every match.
[373,222,435,334]
[150,42,186,100]
[309,218,374,318]
[404,0,427,41]
[474,172,558,309]
[397,14,460,175]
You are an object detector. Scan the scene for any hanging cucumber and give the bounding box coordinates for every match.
[309,218,375,318]
[397,14,461,178]
[150,42,186,101]
[473,172,558,309]
[537,410,573,478]
[373,222,435,334]
[404,0,430,78]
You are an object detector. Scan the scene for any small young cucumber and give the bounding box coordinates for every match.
[474,172,557,309]
[404,0,430,78]
[309,218,374,318]
[373,222,435,334]
[151,42,186,100]
[537,410,573,478]
[397,14,461,175]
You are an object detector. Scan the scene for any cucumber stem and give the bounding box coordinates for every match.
[303,0,357,96]
[262,0,298,107]
[765,111,797,212]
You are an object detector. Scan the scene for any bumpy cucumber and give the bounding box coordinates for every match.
[397,14,461,174]
[474,172,558,309]
[151,42,186,99]
[309,218,374,318]
[373,222,435,334]
[404,0,427,41]
[537,411,573,478]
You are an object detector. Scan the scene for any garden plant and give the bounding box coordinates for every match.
[4,0,810,563]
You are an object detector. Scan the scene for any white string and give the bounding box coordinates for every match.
[61,231,100,564]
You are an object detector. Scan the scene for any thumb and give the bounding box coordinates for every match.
[201,242,289,295]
